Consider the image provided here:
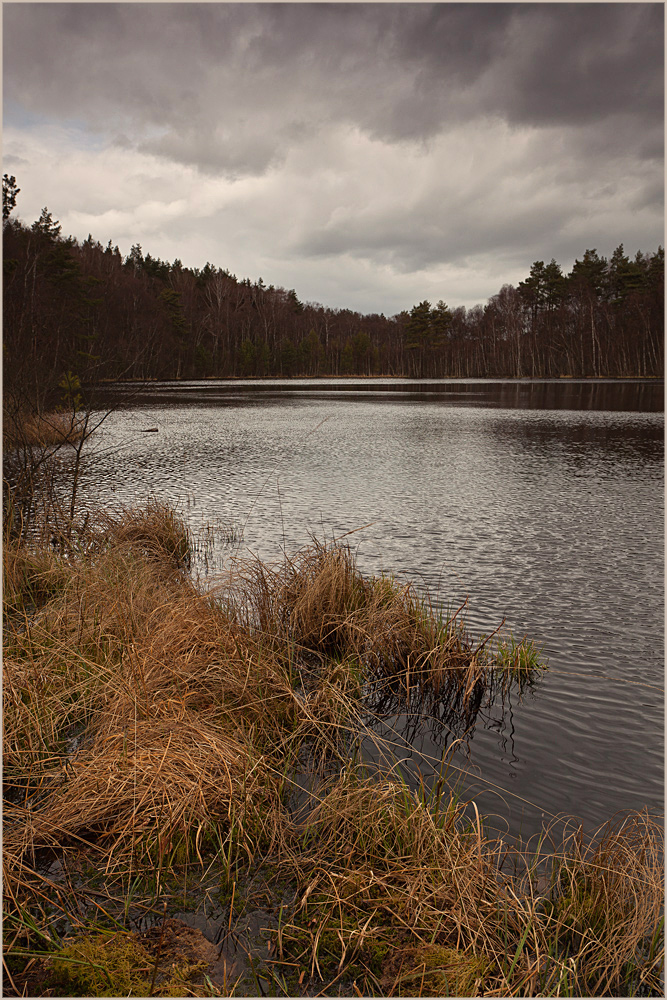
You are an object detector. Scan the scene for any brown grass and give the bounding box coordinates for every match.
[3,503,663,997]
[219,537,543,720]
[4,410,87,449]
[270,776,663,996]
[4,714,274,870]
[273,774,527,994]
[535,810,665,995]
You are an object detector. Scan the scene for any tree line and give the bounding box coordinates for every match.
[3,174,663,415]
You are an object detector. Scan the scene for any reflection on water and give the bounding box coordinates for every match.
[75,379,663,839]
[96,376,664,413]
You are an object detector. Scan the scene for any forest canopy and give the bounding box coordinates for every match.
[3,174,663,415]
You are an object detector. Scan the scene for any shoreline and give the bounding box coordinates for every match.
[3,501,663,997]
[97,372,664,384]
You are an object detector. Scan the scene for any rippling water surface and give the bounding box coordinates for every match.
[80,378,663,840]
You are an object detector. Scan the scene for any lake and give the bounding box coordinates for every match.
[79,377,663,844]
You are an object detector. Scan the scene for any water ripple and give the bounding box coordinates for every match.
[71,386,663,839]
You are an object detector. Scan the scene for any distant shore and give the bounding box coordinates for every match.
[98,372,663,384]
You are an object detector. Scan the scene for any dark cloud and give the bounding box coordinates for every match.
[4,3,663,169]
[498,4,663,126]
[396,4,516,82]
[3,3,663,313]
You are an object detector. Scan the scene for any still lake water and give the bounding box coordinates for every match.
[81,378,664,843]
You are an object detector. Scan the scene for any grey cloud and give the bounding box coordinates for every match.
[291,121,662,275]
[141,124,280,177]
[629,176,665,213]
[3,2,662,312]
[638,131,664,162]
[395,4,516,83]
[568,114,663,163]
[4,4,663,174]
[498,4,663,127]
[3,153,29,167]
[293,193,571,274]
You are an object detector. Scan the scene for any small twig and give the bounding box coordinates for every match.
[473,616,506,656]
[149,900,167,996]
[217,880,237,957]
[2,956,19,996]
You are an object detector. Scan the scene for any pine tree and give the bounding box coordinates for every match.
[31,207,62,239]
[2,174,20,221]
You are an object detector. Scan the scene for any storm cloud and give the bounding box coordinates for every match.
[3,3,663,314]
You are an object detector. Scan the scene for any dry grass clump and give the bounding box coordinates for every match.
[4,499,192,617]
[3,517,198,814]
[3,539,70,619]
[3,502,662,997]
[4,714,277,872]
[270,772,664,997]
[222,538,545,728]
[3,409,87,449]
[90,587,294,737]
[273,772,528,995]
[536,810,665,996]
[2,503,346,884]
[89,501,193,568]
[2,649,101,812]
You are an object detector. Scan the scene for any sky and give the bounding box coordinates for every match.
[3,2,664,316]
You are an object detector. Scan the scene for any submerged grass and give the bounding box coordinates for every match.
[3,502,663,996]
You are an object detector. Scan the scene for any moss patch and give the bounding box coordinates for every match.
[50,931,155,997]
[383,944,487,997]
[47,923,216,997]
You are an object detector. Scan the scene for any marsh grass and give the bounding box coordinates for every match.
[534,811,665,995]
[219,537,545,724]
[3,403,93,545]
[3,503,663,996]
[4,410,87,450]
[270,774,663,997]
